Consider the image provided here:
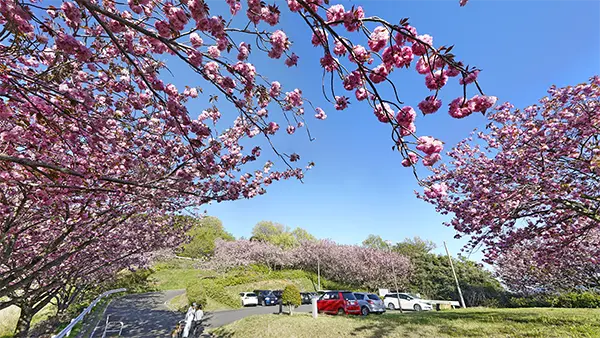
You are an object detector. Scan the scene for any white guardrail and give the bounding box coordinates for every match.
[53,288,127,338]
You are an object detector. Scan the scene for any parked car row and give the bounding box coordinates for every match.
[240,289,432,314]
[317,290,381,316]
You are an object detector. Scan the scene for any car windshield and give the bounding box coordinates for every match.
[367,294,380,300]
[342,292,356,300]
[263,291,274,297]
[353,293,364,300]
[246,293,256,297]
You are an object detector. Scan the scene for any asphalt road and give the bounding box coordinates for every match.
[91,291,313,337]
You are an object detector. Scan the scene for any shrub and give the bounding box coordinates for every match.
[186,283,208,308]
[281,285,301,315]
[507,292,600,308]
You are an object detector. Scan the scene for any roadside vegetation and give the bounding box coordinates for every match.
[210,308,600,338]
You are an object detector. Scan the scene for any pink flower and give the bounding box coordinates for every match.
[269,82,281,97]
[460,0,469,7]
[369,64,390,84]
[396,106,416,124]
[412,34,433,56]
[334,96,349,110]
[333,41,346,56]
[355,88,368,101]
[61,2,81,28]
[374,103,394,123]
[468,95,498,113]
[190,33,204,48]
[424,183,448,198]
[448,97,474,118]
[208,46,220,58]
[460,70,479,85]
[314,107,327,120]
[284,89,303,108]
[320,54,339,72]
[425,70,448,90]
[287,0,302,12]
[290,153,300,162]
[311,29,328,47]
[422,153,441,166]
[326,4,346,22]
[237,42,250,61]
[445,62,462,77]
[418,97,442,115]
[343,6,364,32]
[415,56,430,75]
[343,71,363,91]
[368,26,390,53]
[286,125,296,134]
[285,53,299,67]
[382,46,414,69]
[266,122,279,134]
[416,136,443,155]
[187,50,203,67]
[155,20,171,38]
[401,152,419,167]
[269,30,289,59]
[349,45,370,63]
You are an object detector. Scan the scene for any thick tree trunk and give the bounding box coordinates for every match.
[14,306,33,338]
[289,305,293,315]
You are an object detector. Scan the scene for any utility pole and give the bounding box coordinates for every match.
[444,241,466,309]
[317,255,321,291]
[386,240,403,313]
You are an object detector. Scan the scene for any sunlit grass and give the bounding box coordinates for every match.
[210,307,600,338]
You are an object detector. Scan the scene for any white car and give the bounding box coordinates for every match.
[240,292,258,307]
[383,293,433,311]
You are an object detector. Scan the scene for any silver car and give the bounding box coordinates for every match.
[353,292,386,316]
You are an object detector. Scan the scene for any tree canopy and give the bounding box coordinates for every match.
[179,216,235,258]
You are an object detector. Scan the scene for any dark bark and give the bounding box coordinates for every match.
[13,305,33,338]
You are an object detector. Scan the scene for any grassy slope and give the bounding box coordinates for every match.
[210,308,600,338]
[151,260,349,312]
[0,303,56,338]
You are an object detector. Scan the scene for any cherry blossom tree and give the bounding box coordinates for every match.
[211,239,411,289]
[419,77,600,265]
[1,0,484,335]
[495,230,600,294]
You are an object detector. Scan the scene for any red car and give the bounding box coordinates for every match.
[317,290,361,315]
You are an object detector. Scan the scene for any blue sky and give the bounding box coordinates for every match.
[177,0,600,261]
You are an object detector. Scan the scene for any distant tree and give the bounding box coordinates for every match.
[179,216,235,258]
[251,221,315,249]
[362,234,389,250]
[395,241,502,305]
[291,227,317,243]
[281,285,302,315]
[393,237,436,257]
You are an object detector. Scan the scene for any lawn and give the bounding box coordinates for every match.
[210,307,600,338]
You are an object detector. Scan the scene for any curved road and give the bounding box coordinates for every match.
[90,291,313,337]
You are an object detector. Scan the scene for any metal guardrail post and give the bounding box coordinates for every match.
[53,288,127,338]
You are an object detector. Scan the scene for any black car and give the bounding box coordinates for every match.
[272,290,283,299]
[300,292,318,304]
[253,290,277,306]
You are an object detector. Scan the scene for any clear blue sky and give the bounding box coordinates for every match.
[175,0,600,260]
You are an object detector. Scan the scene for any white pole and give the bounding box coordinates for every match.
[312,297,318,319]
[444,241,466,308]
[317,256,321,291]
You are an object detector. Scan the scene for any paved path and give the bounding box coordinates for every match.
[91,290,184,338]
[92,291,313,337]
[203,304,313,328]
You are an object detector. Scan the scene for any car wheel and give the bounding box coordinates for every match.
[361,307,369,316]
[414,304,422,312]
[337,308,345,316]
[387,303,395,310]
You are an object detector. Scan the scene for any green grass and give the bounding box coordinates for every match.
[210,308,600,338]
[151,262,353,312]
